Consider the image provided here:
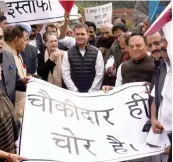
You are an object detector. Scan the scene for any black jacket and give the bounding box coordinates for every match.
[37,52,55,81]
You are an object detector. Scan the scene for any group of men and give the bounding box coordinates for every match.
[0,5,172,162]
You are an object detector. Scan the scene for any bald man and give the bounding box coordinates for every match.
[97,23,115,53]
[99,23,114,38]
[96,24,116,86]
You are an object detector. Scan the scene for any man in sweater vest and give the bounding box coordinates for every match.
[102,32,154,92]
[62,23,104,93]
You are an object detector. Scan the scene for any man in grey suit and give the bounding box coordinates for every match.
[0,27,26,105]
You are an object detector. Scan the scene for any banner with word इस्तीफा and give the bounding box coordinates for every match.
[4,0,78,25]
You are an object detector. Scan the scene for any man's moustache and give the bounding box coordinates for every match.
[152,49,161,54]
[161,48,167,52]
[30,35,36,37]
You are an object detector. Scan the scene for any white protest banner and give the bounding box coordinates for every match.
[19,78,167,162]
[4,0,79,25]
[84,3,112,28]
